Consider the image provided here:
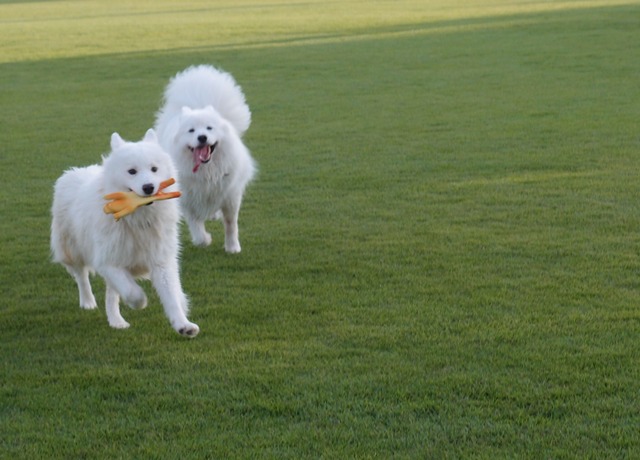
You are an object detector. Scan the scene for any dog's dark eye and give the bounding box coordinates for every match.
[206,126,212,131]
[188,128,195,133]
[128,169,137,175]
[151,166,158,173]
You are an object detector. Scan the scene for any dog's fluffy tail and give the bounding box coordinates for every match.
[157,65,251,136]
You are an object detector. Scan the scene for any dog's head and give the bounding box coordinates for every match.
[104,129,176,197]
[176,106,228,173]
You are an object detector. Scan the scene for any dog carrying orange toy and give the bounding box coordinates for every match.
[104,178,181,221]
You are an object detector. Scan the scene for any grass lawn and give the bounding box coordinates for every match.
[1,0,640,457]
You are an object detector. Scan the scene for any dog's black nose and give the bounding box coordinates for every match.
[197,135,207,144]
[142,183,155,195]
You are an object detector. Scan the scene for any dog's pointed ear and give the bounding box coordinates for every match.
[111,132,125,150]
[181,106,193,116]
[143,128,158,144]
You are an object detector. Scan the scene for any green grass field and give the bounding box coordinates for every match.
[2,0,640,457]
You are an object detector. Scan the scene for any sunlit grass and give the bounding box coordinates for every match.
[0,0,634,62]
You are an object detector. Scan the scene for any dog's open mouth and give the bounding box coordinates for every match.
[189,142,218,173]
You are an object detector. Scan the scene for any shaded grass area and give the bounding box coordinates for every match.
[1,1,640,457]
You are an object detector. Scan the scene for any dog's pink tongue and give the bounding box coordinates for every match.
[192,146,210,173]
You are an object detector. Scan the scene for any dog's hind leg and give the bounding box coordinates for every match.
[151,263,199,337]
[65,265,97,309]
[105,284,129,329]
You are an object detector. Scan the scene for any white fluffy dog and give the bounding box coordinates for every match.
[155,65,256,253]
[50,129,199,337]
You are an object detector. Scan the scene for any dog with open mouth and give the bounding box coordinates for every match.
[155,65,256,252]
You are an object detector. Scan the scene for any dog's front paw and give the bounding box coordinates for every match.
[108,318,130,329]
[176,322,200,338]
[225,240,241,254]
[80,295,98,310]
[125,288,148,310]
[192,232,212,247]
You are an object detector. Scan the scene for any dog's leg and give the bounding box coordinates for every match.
[105,284,129,329]
[98,266,147,310]
[66,265,97,309]
[186,214,212,247]
[221,200,241,253]
[151,263,199,337]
